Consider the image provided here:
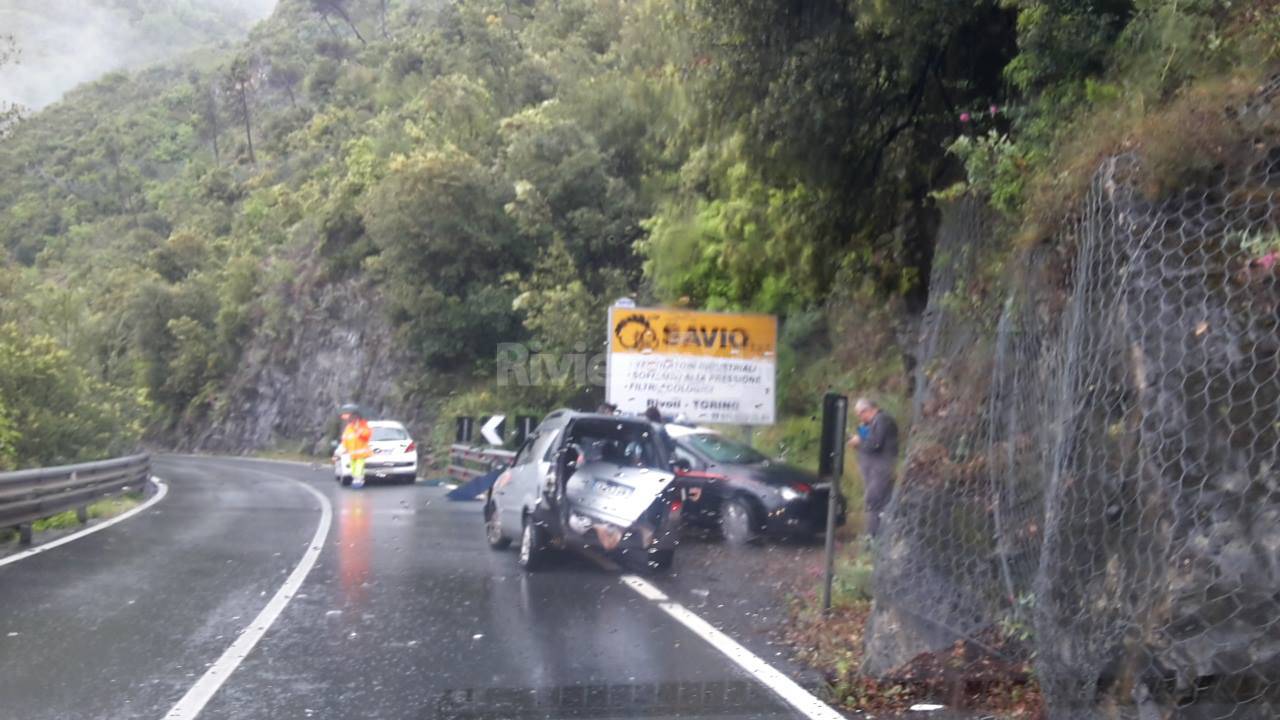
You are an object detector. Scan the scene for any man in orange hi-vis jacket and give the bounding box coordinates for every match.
[340,404,373,489]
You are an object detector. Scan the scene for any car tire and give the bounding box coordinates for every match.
[647,549,675,572]
[398,474,417,485]
[517,515,550,571]
[339,474,352,487]
[721,497,758,546]
[486,503,511,550]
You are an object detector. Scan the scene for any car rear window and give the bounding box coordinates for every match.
[682,433,768,465]
[566,419,667,469]
[371,426,409,441]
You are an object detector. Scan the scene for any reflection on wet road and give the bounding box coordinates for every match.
[337,491,373,607]
[0,456,830,720]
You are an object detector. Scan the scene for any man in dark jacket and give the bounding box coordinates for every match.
[848,397,899,537]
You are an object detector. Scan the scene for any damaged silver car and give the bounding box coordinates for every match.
[484,410,684,571]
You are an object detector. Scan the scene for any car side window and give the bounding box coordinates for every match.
[538,429,562,462]
[672,444,704,470]
[512,435,537,467]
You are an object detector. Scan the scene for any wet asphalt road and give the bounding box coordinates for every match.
[0,455,824,720]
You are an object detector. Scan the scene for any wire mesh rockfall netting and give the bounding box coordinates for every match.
[866,83,1280,718]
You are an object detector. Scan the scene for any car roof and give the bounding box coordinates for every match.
[546,409,654,424]
[368,420,407,429]
[663,423,716,439]
[536,409,662,435]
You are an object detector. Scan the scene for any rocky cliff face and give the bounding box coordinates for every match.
[867,129,1280,718]
[185,277,426,455]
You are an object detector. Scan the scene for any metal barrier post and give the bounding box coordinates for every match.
[455,417,474,444]
[514,415,537,446]
[819,393,848,612]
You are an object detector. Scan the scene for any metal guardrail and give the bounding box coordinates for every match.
[448,444,514,483]
[0,454,151,544]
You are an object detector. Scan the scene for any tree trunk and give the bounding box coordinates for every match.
[207,89,221,165]
[321,14,342,41]
[326,2,366,45]
[238,82,255,166]
[380,0,389,38]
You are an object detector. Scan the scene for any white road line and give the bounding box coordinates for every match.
[620,573,668,601]
[619,573,846,720]
[163,475,333,720]
[0,477,169,569]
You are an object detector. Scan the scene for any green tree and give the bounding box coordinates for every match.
[362,148,525,371]
[223,55,257,165]
[0,324,147,467]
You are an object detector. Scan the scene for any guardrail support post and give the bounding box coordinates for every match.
[76,506,89,524]
[18,523,32,546]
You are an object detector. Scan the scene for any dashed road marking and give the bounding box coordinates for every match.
[574,546,844,720]
[619,572,845,720]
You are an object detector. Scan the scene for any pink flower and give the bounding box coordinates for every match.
[959,112,971,123]
[989,104,999,116]
[1259,251,1277,271]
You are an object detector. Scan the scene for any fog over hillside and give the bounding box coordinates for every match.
[1,0,276,110]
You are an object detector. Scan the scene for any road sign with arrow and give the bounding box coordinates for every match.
[481,415,506,446]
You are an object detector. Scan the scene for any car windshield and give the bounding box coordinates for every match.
[567,418,668,469]
[682,433,769,465]
[371,426,408,441]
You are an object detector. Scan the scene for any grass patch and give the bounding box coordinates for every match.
[0,491,145,551]
[31,492,144,533]
[252,448,320,464]
[1022,67,1280,246]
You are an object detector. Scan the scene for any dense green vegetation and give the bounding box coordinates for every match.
[1,0,1275,468]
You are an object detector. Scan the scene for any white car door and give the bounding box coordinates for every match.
[496,438,533,530]
[501,427,560,531]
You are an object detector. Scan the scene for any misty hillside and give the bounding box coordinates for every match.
[1,0,1275,468]
[1,0,277,110]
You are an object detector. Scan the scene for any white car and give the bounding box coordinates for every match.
[333,420,418,486]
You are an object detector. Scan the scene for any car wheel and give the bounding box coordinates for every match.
[339,474,352,487]
[518,516,550,571]
[721,498,757,546]
[486,503,511,550]
[647,549,675,572]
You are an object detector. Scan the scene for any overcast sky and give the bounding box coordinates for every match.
[1,0,277,110]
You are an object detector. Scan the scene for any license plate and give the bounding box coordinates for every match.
[591,480,633,498]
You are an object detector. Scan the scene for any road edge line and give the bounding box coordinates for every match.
[619,573,846,720]
[0,476,170,569]
[163,475,333,720]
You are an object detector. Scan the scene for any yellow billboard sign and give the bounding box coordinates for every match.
[608,308,777,360]
[606,306,777,425]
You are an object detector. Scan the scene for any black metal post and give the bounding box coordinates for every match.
[819,393,848,612]
[455,417,474,444]
[514,415,537,446]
